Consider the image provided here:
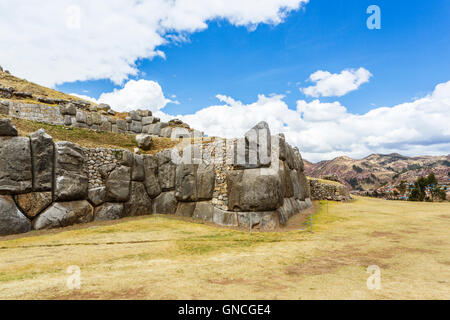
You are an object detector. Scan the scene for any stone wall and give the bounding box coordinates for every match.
[0,118,311,236]
[309,178,351,201]
[0,100,202,138]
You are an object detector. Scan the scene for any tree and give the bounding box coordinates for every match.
[398,180,407,195]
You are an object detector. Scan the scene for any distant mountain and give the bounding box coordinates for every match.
[304,153,450,191]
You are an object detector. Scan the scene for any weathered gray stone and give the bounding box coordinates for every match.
[76,111,86,123]
[196,163,215,200]
[193,201,214,222]
[213,207,238,227]
[156,150,176,191]
[277,134,287,161]
[235,121,271,169]
[153,191,177,214]
[30,129,54,191]
[99,120,112,132]
[98,103,111,111]
[117,150,133,167]
[105,165,131,202]
[54,142,88,201]
[0,136,33,194]
[227,169,283,212]
[32,200,93,230]
[124,182,153,216]
[141,116,154,126]
[94,202,124,221]
[60,103,77,116]
[131,154,145,181]
[116,119,127,132]
[175,202,196,217]
[237,211,279,230]
[0,101,9,115]
[293,147,305,172]
[86,114,93,126]
[0,118,18,136]
[129,110,142,121]
[143,155,161,198]
[146,122,168,135]
[175,164,197,201]
[130,120,142,133]
[160,127,173,138]
[15,192,52,218]
[88,187,107,206]
[298,171,310,200]
[136,134,152,150]
[291,169,301,200]
[64,115,72,126]
[0,195,31,236]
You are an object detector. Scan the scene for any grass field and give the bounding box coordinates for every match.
[0,197,448,300]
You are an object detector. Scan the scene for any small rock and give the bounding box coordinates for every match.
[0,118,18,136]
[136,134,153,150]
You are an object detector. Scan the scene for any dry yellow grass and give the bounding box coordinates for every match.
[0,71,92,104]
[0,197,449,300]
[1,115,180,154]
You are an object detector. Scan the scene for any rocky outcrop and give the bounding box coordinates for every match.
[32,200,93,230]
[0,195,31,236]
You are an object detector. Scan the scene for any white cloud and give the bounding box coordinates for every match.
[0,0,308,87]
[96,80,176,113]
[301,68,372,97]
[163,80,450,162]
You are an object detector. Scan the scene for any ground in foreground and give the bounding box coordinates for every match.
[0,197,449,299]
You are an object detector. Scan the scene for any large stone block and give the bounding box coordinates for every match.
[298,171,310,200]
[124,182,153,216]
[0,118,18,136]
[0,136,32,194]
[175,202,196,217]
[32,200,93,230]
[212,207,238,227]
[227,169,283,212]
[15,192,52,218]
[60,103,77,116]
[157,150,176,191]
[94,202,125,221]
[234,121,271,169]
[193,201,214,222]
[0,195,31,236]
[175,164,197,201]
[143,155,161,198]
[196,163,215,200]
[30,129,54,191]
[105,165,131,202]
[153,191,177,214]
[88,187,106,206]
[130,120,142,133]
[131,154,145,182]
[54,142,88,201]
[237,211,279,230]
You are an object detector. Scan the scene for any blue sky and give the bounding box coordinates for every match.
[57,0,450,116]
[2,0,449,161]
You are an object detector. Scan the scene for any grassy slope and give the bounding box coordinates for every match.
[1,115,179,153]
[0,197,448,299]
[0,71,92,104]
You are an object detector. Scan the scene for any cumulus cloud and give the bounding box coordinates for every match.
[0,0,308,87]
[95,79,176,112]
[301,68,372,97]
[167,80,450,162]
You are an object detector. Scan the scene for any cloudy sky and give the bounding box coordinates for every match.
[1,0,449,162]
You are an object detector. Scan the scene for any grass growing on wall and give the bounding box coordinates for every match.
[1,115,180,153]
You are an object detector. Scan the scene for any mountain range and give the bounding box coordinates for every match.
[304,153,450,191]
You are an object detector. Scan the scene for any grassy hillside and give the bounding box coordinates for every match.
[1,197,448,299]
[305,153,450,191]
[1,115,179,154]
[0,70,92,105]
